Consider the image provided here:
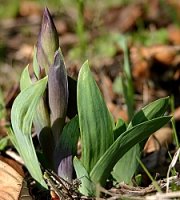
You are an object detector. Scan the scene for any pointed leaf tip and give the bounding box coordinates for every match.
[77,60,113,173]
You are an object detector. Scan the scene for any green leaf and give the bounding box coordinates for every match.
[121,75,134,120]
[119,36,134,120]
[77,61,113,173]
[112,97,170,183]
[90,116,171,185]
[112,144,140,184]
[11,77,48,188]
[112,119,131,184]
[53,116,80,181]
[73,157,95,196]
[20,65,32,91]
[128,97,170,129]
[20,63,50,138]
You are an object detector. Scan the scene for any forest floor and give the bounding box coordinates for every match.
[0,0,180,199]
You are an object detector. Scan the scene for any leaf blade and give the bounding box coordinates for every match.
[77,61,113,173]
[11,77,48,188]
[90,116,171,185]
[54,116,80,181]
[73,157,95,196]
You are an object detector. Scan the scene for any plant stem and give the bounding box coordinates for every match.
[76,0,87,56]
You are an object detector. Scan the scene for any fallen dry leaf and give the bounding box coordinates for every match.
[173,106,180,121]
[0,159,24,200]
[131,45,180,86]
[19,1,42,17]
[15,44,33,60]
[107,102,128,122]
[103,3,143,32]
[168,25,180,45]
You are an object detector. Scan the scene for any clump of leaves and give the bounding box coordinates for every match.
[9,7,171,198]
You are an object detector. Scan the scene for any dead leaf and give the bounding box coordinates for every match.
[0,156,24,177]
[107,102,128,122]
[168,25,180,45]
[15,44,33,60]
[144,127,172,153]
[103,4,143,32]
[19,1,42,17]
[0,159,24,200]
[173,106,180,121]
[100,73,115,103]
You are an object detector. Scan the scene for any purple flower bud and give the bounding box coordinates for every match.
[48,50,68,142]
[37,7,59,75]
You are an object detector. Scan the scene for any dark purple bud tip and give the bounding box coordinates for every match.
[37,7,59,75]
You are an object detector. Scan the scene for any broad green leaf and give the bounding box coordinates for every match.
[73,157,95,196]
[112,144,140,184]
[77,61,113,173]
[128,97,169,129]
[53,116,80,182]
[113,116,139,184]
[20,65,32,91]
[112,97,170,183]
[11,77,48,188]
[33,46,40,79]
[90,116,171,185]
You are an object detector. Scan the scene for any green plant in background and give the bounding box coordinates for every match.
[0,0,19,19]
[68,0,88,61]
[130,28,169,46]
[9,7,171,198]
[76,0,87,56]
[112,36,137,184]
